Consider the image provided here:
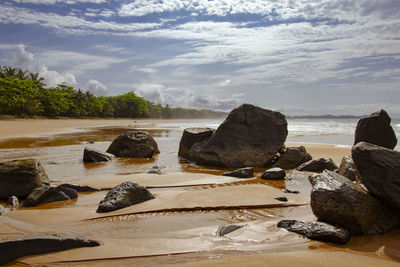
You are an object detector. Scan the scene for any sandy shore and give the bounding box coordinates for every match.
[0,118,398,266]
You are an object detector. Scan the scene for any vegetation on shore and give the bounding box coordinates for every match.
[0,66,226,119]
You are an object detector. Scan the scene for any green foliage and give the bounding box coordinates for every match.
[0,65,226,119]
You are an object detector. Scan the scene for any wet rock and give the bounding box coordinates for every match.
[147,165,162,174]
[218,225,243,236]
[282,189,300,194]
[178,128,214,161]
[277,220,350,245]
[97,182,155,213]
[261,167,286,180]
[275,197,288,202]
[354,109,397,149]
[0,159,50,200]
[83,147,112,163]
[222,167,254,178]
[337,155,357,181]
[309,170,399,235]
[7,196,19,208]
[296,158,338,173]
[352,142,400,211]
[22,186,78,207]
[0,235,100,265]
[273,146,312,169]
[106,131,159,158]
[194,104,288,167]
[58,183,100,192]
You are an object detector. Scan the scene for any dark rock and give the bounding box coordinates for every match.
[218,225,243,236]
[83,147,112,163]
[282,189,300,194]
[0,159,50,200]
[58,183,100,192]
[178,128,214,160]
[222,167,254,178]
[97,182,155,213]
[337,155,357,181]
[0,235,100,265]
[309,170,399,235]
[354,109,397,149]
[277,220,350,245]
[106,131,159,158]
[261,167,286,180]
[273,146,312,169]
[352,142,400,211]
[7,196,19,208]
[22,186,78,207]
[147,165,162,174]
[194,104,288,167]
[296,158,338,173]
[275,197,288,202]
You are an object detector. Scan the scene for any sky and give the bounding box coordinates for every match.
[0,0,400,117]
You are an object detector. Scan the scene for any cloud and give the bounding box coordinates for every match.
[134,83,243,111]
[87,79,107,96]
[9,44,77,86]
[12,0,107,4]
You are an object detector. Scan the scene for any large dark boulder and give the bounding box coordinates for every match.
[354,109,397,149]
[83,147,112,163]
[296,158,338,173]
[273,146,312,169]
[352,142,400,211]
[0,235,100,265]
[106,131,159,158]
[0,159,49,200]
[309,170,399,235]
[277,220,350,245]
[222,167,254,178]
[337,155,357,181]
[194,104,288,167]
[178,128,214,161]
[97,181,155,213]
[22,186,78,207]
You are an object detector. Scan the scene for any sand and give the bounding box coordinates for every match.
[0,118,399,266]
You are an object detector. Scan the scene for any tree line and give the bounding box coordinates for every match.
[0,66,226,119]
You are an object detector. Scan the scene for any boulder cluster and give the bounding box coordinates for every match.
[279,109,399,244]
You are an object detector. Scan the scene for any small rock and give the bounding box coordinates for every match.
[354,109,397,149]
[222,167,254,178]
[0,205,6,215]
[275,197,288,202]
[147,165,162,174]
[337,155,357,181]
[106,131,159,158]
[309,170,399,235]
[97,182,155,213]
[83,147,112,163]
[261,167,286,180]
[7,196,19,208]
[218,225,243,236]
[22,186,78,207]
[277,220,350,245]
[58,183,100,192]
[0,235,100,265]
[296,158,338,173]
[282,189,300,194]
[273,146,312,169]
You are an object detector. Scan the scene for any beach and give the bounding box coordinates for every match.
[0,118,399,266]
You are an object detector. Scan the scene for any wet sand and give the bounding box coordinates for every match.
[0,119,399,266]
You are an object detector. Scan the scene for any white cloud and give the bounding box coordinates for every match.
[9,44,77,86]
[87,79,107,96]
[12,0,106,4]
